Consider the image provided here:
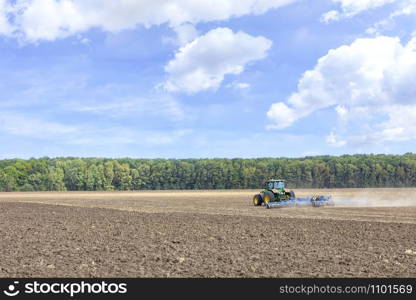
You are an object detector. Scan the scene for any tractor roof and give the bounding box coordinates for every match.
[268,179,285,182]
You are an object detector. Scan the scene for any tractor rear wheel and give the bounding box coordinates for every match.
[263,191,274,204]
[253,194,263,206]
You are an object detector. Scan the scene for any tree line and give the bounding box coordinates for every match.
[0,154,416,191]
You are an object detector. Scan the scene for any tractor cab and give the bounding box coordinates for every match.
[265,179,285,191]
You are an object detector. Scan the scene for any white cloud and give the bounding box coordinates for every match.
[226,81,251,90]
[0,1,287,96]
[69,96,184,121]
[163,27,272,93]
[320,10,340,23]
[322,0,398,22]
[359,105,416,143]
[2,0,297,42]
[0,111,193,147]
[326,132,346,147]
[65,128,194,146]
[322,1,416,38]
[366,1,416,35]
[0,0,13,35]
[173,23,199,46]
[0,113,77,138]
[267,35,416,146]
[235,82,250,89]
[266,102,298,130]
[335,105,348,120]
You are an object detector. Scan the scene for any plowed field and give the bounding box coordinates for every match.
[1,189,415,277]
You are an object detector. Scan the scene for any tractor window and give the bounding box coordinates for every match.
[267,181,285,189]
[273,181,284,189]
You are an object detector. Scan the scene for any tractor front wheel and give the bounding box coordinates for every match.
[253,194,263,206]
[263,191,274,204]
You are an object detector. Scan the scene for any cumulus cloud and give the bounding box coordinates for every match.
[375,106,416,142]
[0,1,288,94]
[322,0,398,22]
[267,35,416,145]
[343,105,416,145]
[163,27,272,93]
[0,0,297,41]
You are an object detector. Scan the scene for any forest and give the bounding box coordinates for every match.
[0,154,416,191]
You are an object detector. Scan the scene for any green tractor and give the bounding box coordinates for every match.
[253,179,295,206]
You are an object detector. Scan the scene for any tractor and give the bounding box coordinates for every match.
[253,179,333,208]
[253,179,295,206]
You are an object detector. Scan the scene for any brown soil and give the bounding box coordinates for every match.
[0,189,416,277]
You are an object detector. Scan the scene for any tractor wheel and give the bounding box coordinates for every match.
[263,191,275,204]
[289,190,295,199]
[253,194,263,206]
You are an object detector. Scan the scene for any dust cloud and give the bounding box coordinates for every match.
[332,189,416,207]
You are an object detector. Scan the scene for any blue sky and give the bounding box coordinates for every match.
[1,0,416,158]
